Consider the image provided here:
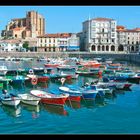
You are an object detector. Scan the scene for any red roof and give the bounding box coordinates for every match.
[38,33,72,38]
[124,29,139,32]
[93,17,113,21]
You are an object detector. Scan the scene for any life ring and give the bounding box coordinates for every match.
[29,69,34,74]
[31,78,38,85]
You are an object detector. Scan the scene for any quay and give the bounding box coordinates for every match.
[0,52,140,64]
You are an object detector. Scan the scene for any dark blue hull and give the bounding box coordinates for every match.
[82,93,97,100]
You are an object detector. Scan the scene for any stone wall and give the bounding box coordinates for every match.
[0,52,140,64]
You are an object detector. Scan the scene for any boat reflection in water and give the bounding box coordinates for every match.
[95,97,107,107]
[42,104,68,116]
[1,105,21,118]
[81,99,96,109]
[21,103,40,119]
[21,103,40,112]
[65,100,81,109]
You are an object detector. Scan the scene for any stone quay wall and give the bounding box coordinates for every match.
[0,52,140,64]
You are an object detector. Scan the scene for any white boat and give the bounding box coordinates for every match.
[0,96,20,107]
[0,65,8,76]
[18,94,40,106]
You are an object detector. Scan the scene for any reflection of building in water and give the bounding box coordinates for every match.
[42,104,68,116]
[2,105,21,118]
[65,100,81,109]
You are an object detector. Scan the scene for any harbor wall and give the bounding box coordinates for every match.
[0,52,140,64]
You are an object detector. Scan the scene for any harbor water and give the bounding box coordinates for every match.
[0,59,139,134]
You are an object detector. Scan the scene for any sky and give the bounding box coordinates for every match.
[0,6,140,34]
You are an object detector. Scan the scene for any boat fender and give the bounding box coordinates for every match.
[29,69,34,74]
[44,69,48,73]
[31,78,38,85]
[61,78,66,85]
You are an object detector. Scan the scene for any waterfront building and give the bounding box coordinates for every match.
[37,33,79,52]
[1,11,45,39]
[82,17,117,53]
[0,40,23,52]
[117,26,140,53]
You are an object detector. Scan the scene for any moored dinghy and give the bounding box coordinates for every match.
[59,86,82,102]
[30,90,69,106]
[0,93,20,107]
[18,94,41,106]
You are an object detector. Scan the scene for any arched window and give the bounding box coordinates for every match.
[111,45,115,51]
[97,45,100,51]
[131,46,134,52]
[106,46,109,51]
[118,45,124,51]
[102,46,105,51]
[91,45,96,51]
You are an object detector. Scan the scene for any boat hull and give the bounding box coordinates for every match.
[1,98,20,107]
[41,97,67,106]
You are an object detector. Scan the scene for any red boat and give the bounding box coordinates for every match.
[44,64,60,68]
[27,74,49,83]
[30,90,69,106]
[67,95,81,102]
[38,76,49,83]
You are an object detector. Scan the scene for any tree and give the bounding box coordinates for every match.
[22,41,29,51]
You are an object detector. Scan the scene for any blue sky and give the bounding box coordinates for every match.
[0,6,140,34]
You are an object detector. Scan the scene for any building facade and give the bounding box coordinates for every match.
[117,26,140,53]
[82,17,117,52]
[1,11,45,39]
[37,33,79,52]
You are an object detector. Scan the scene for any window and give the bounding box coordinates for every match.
[128,41,129,44]
[102,28,104,33]
[132,42,134,44]
[49,39,51,43]
[128,37,129,39]
[112,39,114,43]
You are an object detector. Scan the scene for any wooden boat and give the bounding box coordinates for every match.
[27,74,49,83]
[0,95,20,107]
[59,86,82,102]
[30,90,69,106]
[127,73,140,84]
[57,65,75,71]
[44,63,60,68]
[81,89,98,100]
[0,65,8,76]
[18,94,40,106]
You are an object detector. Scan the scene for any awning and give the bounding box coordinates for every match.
[67,46,79,50]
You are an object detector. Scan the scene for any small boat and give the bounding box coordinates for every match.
[18,94,41,106]
[0,65,8,76]
[59,86,82,102]
[0,95,20,107]
[30,90,69,106]
[44,63,60,68]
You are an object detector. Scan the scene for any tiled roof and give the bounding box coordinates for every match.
[93,17,113,21]
[117,25,125,29]
[124,29,140,32]
[38,33,72,38]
